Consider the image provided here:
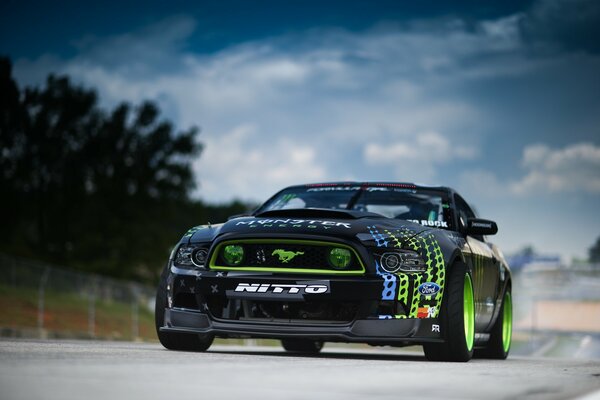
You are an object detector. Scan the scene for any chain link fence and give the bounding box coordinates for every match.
[0,254,157,341]
[3,252,599,355]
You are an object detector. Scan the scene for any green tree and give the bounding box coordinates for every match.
[0,57,23,253]
[0,56,233,281]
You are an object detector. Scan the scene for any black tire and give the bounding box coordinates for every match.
[155,264,214,352]
[474,287,512,359]
[423,261,475,362]
[281,339,324,354]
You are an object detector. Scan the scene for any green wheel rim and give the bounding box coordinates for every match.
[463,273,475,351]
[502,291,513,353]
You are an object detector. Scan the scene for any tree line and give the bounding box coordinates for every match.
[0,57,250,283]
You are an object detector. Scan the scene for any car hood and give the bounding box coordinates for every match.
[188,208,434,248]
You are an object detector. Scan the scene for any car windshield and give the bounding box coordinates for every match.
[259,185,453,229]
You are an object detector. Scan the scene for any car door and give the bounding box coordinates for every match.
[454,194,498,331]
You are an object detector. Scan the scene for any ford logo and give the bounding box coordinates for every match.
[418,282,440,296]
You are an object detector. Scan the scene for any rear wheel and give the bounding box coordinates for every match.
[475,288,512,359]
[423,261,475,362]
[281,339,324,354]
[155,265,214,352]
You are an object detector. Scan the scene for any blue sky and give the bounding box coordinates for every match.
[2,0,599,261]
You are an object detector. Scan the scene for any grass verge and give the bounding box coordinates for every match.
[0,284,156,341]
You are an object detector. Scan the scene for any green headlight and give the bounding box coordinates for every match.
[328,248,351,269]
[223,245,244,265]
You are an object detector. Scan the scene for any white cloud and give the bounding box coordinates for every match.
[10,9,600,262]
[11,12,599,204]
[456,143,600,262]
[460,142,600,197]
[195,124,326,202]
[512,142,600,194]
[14,16,497,200]
[365,131,476,163]
[364,131,477,182]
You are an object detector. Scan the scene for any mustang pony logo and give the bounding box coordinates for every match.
[272,249,304,263]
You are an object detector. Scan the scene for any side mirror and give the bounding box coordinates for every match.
[465,218,498,236]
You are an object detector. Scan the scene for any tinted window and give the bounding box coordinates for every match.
[259,185,453,229]
[454,194,475,230]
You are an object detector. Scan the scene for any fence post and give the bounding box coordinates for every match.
[131,285,139,340]
[37,266,50,335]
[88,278,96,338]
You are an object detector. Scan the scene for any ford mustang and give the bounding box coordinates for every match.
[155,182,512,361]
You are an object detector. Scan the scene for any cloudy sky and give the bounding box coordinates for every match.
[2,0,599,261]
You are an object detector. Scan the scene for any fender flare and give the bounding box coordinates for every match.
[446,249,467,274]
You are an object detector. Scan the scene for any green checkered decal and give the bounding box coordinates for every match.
[369,226,445,319]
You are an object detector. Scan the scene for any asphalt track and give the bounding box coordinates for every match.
[1,339,599,400]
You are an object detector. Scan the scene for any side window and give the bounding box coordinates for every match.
[455,194,483,240]
[454,194,475,230]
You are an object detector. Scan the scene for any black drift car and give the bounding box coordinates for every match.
[155,182,512,362]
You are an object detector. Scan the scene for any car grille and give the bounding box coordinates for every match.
[205,296,361,323]
[209,240,365,274]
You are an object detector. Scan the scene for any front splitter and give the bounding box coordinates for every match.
[160,308,443,344]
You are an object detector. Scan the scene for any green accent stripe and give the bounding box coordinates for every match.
[209,239,366,275]
[408,274,421,317]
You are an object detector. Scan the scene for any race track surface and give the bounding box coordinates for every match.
[1,339,599,400]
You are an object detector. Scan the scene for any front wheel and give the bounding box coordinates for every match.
[423,261,475,362]
[281,339,324,354]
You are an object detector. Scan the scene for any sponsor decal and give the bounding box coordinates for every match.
[417,306,437,318]
[418,282,441,296]
[432,324,440,333]
[407,219,449,228]
[272,249,304,263]
[236,218,351,229]
[471,221,492,228]
[234,282,329,295]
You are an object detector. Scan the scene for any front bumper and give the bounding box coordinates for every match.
[163,268,443,344]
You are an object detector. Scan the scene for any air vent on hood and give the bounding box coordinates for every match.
[254,208,386,220]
